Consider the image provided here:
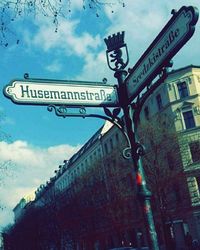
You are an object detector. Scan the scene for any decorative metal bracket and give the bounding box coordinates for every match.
[47,104,132,159]
[135,142,146,161]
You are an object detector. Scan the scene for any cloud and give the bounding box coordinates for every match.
[0,140,81,227]
[24,17,101,57]
[45,60,62,73]
[77,0,200,83]
[103,0,200,65]
[1,0,200,230]
[74,50,113,82]
[21,0,200,84]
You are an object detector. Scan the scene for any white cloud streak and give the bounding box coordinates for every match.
[0,140,81,227]
[45,60,62,73]
[20,0,200,83]
[77,0,200,82]
[25,18,101,57]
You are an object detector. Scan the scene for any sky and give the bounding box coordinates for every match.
[0,0,200,229]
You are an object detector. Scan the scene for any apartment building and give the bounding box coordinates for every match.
[5,65,200,250]
[139,65,200,249]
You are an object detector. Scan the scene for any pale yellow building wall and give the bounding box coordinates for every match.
[140,66,200,131]
[140,65,200,213]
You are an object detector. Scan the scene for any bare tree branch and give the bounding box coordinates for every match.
[0,0,125,46]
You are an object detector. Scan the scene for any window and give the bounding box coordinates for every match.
[104,142,108,154]
[144,106,149,120]
[156,94,163,110]
[166,152,175,170]
[110,138,113,150]
[115,133,119,143]
[196,176,200,193]
[183,110,195,129]
[177,81,189,98]
[172,184,181,203]
[90,155,93,164]
[98,148,101,157]
[189,141,200,163]
[93,151,97,161]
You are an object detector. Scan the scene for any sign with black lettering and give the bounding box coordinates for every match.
[4,79,119,107]
[126,6,199,102]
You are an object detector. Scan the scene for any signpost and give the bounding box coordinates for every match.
[4,79,118,107]
[104,6,198,250]
[3,5,199,250]
[125,6,199,102]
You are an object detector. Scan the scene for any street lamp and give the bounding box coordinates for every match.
[104,31,160,250]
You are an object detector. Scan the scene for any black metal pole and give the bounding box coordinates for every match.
[114,69,160,250]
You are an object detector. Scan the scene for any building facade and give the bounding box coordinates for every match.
[139,65,200,249]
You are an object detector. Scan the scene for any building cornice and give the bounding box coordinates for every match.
[168,64,200,76]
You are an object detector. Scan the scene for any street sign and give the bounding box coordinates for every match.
[126,6,199,102]
[4,79,119,107]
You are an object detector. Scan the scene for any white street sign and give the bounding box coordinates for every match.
[126,6,199,102]
[4,79,119,107]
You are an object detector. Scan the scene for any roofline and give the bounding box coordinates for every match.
[168,64,200,75]
[68,125,103,164]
